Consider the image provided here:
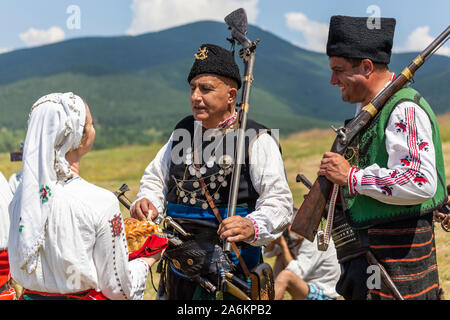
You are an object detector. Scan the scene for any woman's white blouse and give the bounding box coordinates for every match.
[8,177,149,299]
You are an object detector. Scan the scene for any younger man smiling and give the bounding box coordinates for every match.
[318,16,447,300]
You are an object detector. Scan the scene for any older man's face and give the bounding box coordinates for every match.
[189,74,237,129]
[329,56,367,104]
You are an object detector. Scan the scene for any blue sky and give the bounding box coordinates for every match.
[0,0,448,55]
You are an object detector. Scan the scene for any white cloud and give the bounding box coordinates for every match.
[394,26,450,57]
[0,48,11,54]
[19,26,65,47]
[126,0,259,35]
[284,12,328,53]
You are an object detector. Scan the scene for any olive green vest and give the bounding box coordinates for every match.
[341,87,447,229]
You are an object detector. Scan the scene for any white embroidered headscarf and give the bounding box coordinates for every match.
[9,92,86,274]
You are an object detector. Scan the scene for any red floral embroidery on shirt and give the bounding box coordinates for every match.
[400,156,411,167]
[381,186,393,196]
[217,111,237,128]
[417,139,429,152]
[394,120,407,133]
[247,216,259,243]
[109,214,123,237]
[390,170,398,178]
[360,107,421,188]
[348,167,360,195]
[413,173,428,187]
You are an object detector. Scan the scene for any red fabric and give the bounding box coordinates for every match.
[0,288,15,300]
[0,250,10,287]
[22,288,108,300]
[128,233,168,260]
[82,289,109,300]
[23,289,87,299]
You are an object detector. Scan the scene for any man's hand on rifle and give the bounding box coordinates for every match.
[130,198,159,221]
[433,185,450,230]
[434,210,450,230]
[217,216,255,243]
[318,152,351,186]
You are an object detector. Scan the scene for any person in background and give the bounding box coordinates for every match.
[265,229,341,300]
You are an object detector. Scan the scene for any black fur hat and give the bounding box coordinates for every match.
[187,44,241,89]
[326,15,396,64]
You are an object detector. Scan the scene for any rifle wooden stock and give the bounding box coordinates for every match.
[291,176,332,241]
[291,25,449,241]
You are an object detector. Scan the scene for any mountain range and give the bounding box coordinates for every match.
[0,20,448,151]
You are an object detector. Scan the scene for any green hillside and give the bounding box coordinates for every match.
[0,21,448,152]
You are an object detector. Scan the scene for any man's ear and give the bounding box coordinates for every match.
[228,87,238,104]
[361,59,374,78]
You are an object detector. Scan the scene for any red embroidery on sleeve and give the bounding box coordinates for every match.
[417,139,429,152]
[394,120,407,133]
[360,106,421,187]
[413,173,428,187]
[348,167,360,195]
[109,214,123,237]
[381,186,393,196]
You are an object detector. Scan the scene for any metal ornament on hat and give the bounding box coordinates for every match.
[194,46,208,60]
[172,146,234,210]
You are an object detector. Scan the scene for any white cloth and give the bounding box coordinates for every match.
[9,177,149,299]
[132,131,295,246]
[280,237,341,298]
[8,93,87,274]
[0,172,13,250]
[349,81,437,205]
[9,171,22,195]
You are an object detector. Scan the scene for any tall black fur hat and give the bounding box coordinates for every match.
[187,44,241,89]
[326,15,396,64]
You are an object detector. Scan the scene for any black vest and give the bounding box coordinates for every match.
[166,115,277,209]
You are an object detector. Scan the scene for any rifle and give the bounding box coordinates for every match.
[219,9,275,300]
[291,25,450,242]
[223,8,260,253]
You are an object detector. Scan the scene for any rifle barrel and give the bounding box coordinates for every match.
[223,35,258,253]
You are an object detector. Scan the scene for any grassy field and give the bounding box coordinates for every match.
[1,114,449,300]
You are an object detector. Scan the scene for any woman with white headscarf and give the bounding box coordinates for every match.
[8,92,161,300]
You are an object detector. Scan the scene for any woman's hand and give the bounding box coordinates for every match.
[140,251,163,268]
